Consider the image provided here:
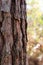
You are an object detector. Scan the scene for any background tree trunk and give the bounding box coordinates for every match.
[0,0,27,65]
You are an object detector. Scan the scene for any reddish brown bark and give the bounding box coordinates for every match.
[0,0,27,65]
[1,12,13,65]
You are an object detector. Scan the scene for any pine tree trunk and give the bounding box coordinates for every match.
[0,0,27,65]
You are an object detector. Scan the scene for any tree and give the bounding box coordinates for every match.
[0,0,27,65]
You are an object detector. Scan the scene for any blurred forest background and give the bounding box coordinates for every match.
[26,0,43,59]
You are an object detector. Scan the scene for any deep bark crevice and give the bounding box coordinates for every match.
[0,11,5,65]
[0,32,5,65]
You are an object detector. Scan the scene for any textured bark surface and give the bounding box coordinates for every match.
[0,0,27,65]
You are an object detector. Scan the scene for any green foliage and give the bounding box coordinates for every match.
[27,0,43,58]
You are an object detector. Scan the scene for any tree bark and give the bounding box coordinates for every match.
[0,0,27,65]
